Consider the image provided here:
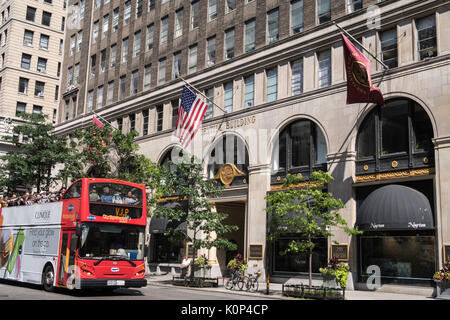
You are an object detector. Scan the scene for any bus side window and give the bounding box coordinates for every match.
[63,181,82,199]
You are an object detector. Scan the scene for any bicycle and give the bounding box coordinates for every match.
[243,270,261,292]
[225,269,246,290]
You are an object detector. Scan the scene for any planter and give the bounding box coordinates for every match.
[322,274,340,289]
[434,280,450,300]
[194,266,211,278]
[282,284,345,300]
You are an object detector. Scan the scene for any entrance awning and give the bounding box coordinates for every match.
[149,201,187,234]
[356,184,434,231]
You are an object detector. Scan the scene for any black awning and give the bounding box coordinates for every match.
[149,201,187,234]
[356,184,434,231]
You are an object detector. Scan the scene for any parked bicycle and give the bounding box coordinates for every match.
[243,270,261,292]
[225,268,246,290]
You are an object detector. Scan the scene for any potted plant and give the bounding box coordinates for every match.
[193,255,210,278]
[227,253,247,276]
[433,262,450,299]
[319,257,350,290]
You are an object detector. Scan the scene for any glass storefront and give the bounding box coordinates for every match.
[151,233,184,263]
[359,231,435,284]
[272,237,328,274]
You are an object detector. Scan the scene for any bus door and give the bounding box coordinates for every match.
[57,230,77,288]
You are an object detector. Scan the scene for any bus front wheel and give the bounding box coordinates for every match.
[42,265,55,292]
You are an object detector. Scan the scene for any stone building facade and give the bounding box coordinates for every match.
[55,0,450,292]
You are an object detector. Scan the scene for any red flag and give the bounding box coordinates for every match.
[341,33,384,106]
[92,115,104,127]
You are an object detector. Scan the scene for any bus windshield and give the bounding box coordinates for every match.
[88,183,144,219]
[78,223,145,260]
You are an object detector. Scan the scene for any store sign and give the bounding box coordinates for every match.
[248,244,263,260]
[331,244,349,262]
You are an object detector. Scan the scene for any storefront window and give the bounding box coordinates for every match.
[273,237,327,274]
[360,232,435,283]
[357,111,376,158]
[381,100,408,155]
[151,233,184,263]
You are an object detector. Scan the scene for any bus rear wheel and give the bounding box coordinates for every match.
[42,265,55,292]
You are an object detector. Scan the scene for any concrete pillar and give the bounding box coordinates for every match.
[246,163,271,282]
[398,20,414,67]
[326,151,357,290]
[437,7,450,55]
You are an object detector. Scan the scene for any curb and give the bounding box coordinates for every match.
[146,281,293,300]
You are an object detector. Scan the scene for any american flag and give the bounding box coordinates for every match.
[174,86,208,148]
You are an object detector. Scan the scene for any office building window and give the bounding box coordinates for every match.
[416,15,437,61]
[244,75,254,108]
[80,0,85,20]
[110,44,117,68]
[267,9,279,44]
[21,53,31,69]
[245,19,256,52]
[16,102,27,117]
[37,57,47,73]
[317,0,331,24]
[34,81,45,97]
[120,75,126,99]
[146,24,154,50]
[191,1,199,29]
[149,0,155,11]
[160,16,168,45]
[77,30,83,51]
[380,28,398,68]
[102,14,109,39]
[225,28,235,60]
[90,54,96,77]
[52,108,57,124]
[23,30,34,46]
[173,51,182,79]
[131,70,139,94]
[291,0,304,34]
[208,0,217,21]
[113,8,119,32]
[144,64,151,90]
[65,99,70,120]
[136,0,143,18]
[207,36,216,67]
[42,11,51,27]
[158,58,166,85]
[188,44,197,74]
[291,59,303,95]
[224,82,233,113]
[156,105,163,131]
[318,49,331,88]
[171,99,179,129]
[95,0,101,9]
[87,90,94,112]
[142,109,149,135]
[67,66,73,86]
[93,21,99,44]
[54,86,59,101]
[100,50,106,72]
[106,81,114,105]
[266,67,278,102]
[122,37,129,63]
[72,97,77,118]
[70,35,76,55]
[74,63,79,84]
[26,7,36,22]
[175,9,183,38]
[117,118,123,132]
[204,88,214,119]
[226,0,236,13]
[124,1,131,25]
[32,105,42,114]
[97,85,103,109]
[18,77,29,94]
[134,30,141,57]
[346,0,362,13]
[129,114,136,132]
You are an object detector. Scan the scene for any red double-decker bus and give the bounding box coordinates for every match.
[0,178,147,291]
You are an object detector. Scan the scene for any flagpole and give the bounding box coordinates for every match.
[178,76,227,114]
[92,111,119,131]
[334,22,389,70]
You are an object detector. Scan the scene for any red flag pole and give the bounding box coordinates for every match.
[334,22,389,70]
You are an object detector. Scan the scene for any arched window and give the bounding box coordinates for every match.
[356,98,434,175]
[159,146,186,171]
[207,134,249,186]
[272,119,327,183]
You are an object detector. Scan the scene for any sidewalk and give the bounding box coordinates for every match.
[145,273,436,300]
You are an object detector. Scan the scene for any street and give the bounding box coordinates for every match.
[0,279,279,300]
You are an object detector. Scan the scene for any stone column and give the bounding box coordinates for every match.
[246,163,271,282]
[326,151,357,290]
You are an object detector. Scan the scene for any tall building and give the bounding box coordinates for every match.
[56,0,450,293]
[0,0,66,155]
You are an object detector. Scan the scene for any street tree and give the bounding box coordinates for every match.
[152,155,238,277]
[265,171,362,288]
